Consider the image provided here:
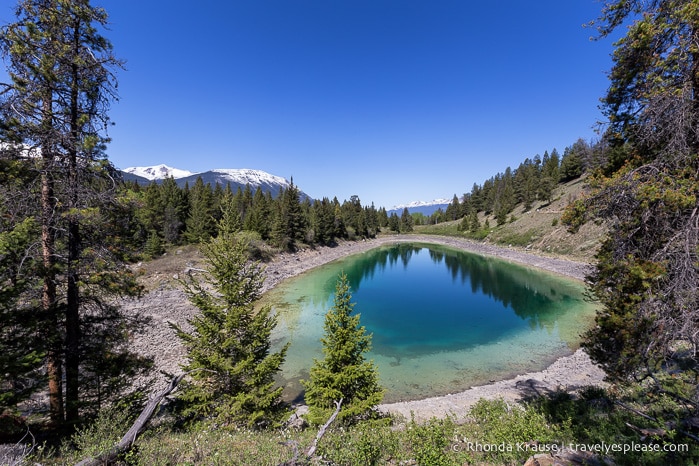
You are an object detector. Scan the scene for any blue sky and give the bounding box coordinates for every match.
[1,1,617,209]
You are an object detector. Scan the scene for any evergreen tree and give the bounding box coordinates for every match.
[313,197,336,246]
[470,183,484,212]
[244,187,272,239]
[173,209,288,428]
[143,230,165,259]
[332,200,347,239]
[377,206,389,228]
[160,177,188,243]
[364,203,379,237]
[400,207,414,232]
[514,158,539,211]
[457,213,469,232]
[559,142,584,182]
[544,148,561,181]
[0,163,43,411]
[137,183,164,240]
[537,176,555,204]
[240,184,254,225]
[272,181,307,250]
[185,176,215,243]
[342,195,369,238]
[388,212,400,232]
[494,201,509,226]
[302,273,383,425]
[217,189,243,238]
[0,0,149,426]
[445,194,462,220]
[565,0,699,412]
[468,208,480,233]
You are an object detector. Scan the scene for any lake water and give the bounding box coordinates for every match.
[264,242,597,404]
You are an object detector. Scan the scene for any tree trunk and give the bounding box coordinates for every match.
[41,94,63,427]
[64,24,82,425]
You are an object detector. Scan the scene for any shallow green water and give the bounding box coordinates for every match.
[265,243,597,404]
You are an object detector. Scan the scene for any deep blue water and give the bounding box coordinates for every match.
[265,243,596,403]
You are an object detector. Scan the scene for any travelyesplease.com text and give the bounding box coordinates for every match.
[451,439,689,455]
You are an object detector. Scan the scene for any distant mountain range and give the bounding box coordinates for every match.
[120,164,307,200]
[120,164,449,212]
[387,199,450,216]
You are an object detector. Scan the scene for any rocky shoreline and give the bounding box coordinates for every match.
[126,234,606,422]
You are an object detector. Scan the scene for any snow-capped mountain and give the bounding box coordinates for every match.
[120,165,308,200]
[388,199,450,216]
[122,164,194,181]
[211,169,288,188]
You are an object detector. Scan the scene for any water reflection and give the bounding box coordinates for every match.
[329,243,577,340]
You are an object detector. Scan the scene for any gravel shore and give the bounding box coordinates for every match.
[126,234,606,422]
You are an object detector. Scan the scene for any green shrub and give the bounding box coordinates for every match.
[319,423,399,465]
[58,408,134,463]
[406,416,457,466]
[464,398,561,464]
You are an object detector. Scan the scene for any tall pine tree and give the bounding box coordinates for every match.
[0,0,150,426]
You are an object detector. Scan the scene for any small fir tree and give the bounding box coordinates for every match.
[143,230,164,259]
[172,208,288,428]
[302,273,384,425]
[468,209,480,233]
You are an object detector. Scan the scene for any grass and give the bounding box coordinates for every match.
[26,386,699,465]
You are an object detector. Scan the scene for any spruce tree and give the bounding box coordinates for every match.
[302,273,384,425]
[400,207,414,232]
[272,181,307,250]
[468,208,480,233]
[388,212,400,232]
[559,144,584,182]
[185,176,215,243]
[172,208,288,428]
[244,187,271,239]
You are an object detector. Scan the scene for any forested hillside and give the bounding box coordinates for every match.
[421,139,594,227]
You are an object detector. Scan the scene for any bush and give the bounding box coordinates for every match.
[463,398,561,464]
[406,416,457,466]
[56,408,134,463]
[319,422,399,465]
[234,230,273,260]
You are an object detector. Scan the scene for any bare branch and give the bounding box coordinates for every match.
[305,398,343,459]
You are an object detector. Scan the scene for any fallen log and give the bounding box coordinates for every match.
[75,372,191,466]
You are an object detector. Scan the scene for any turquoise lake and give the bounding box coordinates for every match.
[264,243,597,404]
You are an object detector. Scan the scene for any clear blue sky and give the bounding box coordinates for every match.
[1,1,616,209]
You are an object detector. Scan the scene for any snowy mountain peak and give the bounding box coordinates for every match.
[119,164,303,199]
[123,164,195,181]
[212,168,289,188]
[391,198,450,210]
